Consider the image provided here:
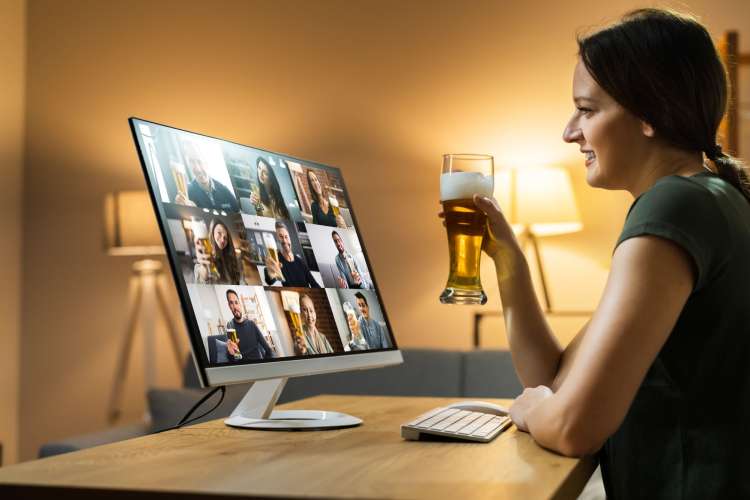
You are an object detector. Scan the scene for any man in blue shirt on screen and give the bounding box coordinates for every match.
[225,289,272,360]
[355,292,389,349]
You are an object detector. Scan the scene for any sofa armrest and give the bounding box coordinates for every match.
[38,421,151,458]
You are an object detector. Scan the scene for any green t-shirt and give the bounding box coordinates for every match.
[600,171,750,499]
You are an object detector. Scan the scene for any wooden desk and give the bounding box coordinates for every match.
[0,395,595,499]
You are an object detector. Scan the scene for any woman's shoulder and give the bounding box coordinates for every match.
[627,173,722,222]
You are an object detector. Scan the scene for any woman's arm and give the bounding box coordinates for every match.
[518,235,694,456]
[475,196,567,388]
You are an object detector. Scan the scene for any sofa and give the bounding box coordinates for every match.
[39,349,523,458]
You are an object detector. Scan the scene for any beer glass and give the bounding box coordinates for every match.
[281,291,304,354]
[263,232,285,282]
[171,158,188,200]
[439,154,494,305]
[329,195,340,217]
[226,328,243,360]
[191,218,218,276]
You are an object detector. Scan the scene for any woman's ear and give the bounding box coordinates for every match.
[641,120,655,138]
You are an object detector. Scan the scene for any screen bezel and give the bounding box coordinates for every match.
[128,117,402,387]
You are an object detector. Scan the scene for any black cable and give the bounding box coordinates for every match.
[154,385,226,433]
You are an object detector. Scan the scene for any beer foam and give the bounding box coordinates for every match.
[440,172,494,201]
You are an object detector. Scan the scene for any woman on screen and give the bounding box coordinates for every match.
[472,9,750,499]
[307,170,346,228]
[194,219,241,285]
[250,158,290,220]
[296,294,334,355]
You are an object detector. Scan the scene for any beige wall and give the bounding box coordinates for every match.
[19,0,750,460]
[0,0,25,466]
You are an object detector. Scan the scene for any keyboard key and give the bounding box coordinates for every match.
[472,417,509,438]
[414,408,458,428]
[432,410,470,430]
[457,414,494,435]
[445,413,483,433]
[406,407,448,427]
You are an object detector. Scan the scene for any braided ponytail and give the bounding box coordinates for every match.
[706,145,750,203]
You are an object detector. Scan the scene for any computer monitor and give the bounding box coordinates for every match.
[129,117,402,429]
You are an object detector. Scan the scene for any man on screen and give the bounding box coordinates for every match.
[175,141,239,212]
[225,289,272,361]
[264,221,321,288]
[332,231,369,289]
[356,292,390,349]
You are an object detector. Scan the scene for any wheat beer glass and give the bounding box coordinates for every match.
[439,154,494,305]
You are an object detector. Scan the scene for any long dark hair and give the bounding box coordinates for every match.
[306,169,326,205]
[578,8,750,202]
[257,158,290,219]
[209,219,240,284]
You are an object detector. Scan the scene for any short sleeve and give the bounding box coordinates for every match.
[615,176,730,291]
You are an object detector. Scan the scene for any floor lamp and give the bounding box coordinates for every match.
[497,166,583,312]
[104,191,183,423]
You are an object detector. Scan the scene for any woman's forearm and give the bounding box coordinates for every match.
[494,243,563,387]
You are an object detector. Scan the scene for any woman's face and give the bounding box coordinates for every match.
[301,296,317,328]
[258,162,269,185]
[309,171,322,195]
[213,224,229,250]
[563,59,653,190]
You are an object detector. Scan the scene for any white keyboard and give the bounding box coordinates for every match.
[401,407,512,443]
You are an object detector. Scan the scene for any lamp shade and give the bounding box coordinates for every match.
[104,191,165,256]
[496,166,583,237]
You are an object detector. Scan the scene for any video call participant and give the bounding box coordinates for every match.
[250,158,290,220]
[356,292,389,349]
[264,221,321,288]
[345,310,369,351]
[194,219,241,284]
[296,294,334,355]
[225,289,272,361]
[307,170,346,228]
[332,231,369,289]
[175,141,239,212]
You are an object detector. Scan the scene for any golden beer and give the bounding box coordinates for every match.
[281,291,304,353]
[191,218,218,276]
[226,328,242,360]
[329,195,340,217]
[173,168,188,199]
[442,199,486,291]
[439,155,494,305]
[263,232,285,281]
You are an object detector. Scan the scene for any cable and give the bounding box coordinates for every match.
[154,385,226,433]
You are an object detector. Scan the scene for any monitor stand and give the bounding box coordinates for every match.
[223,378,362,430]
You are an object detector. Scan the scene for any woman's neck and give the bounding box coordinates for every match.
[628,148,706,198]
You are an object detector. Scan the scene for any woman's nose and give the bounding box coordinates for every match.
[562,122,582,143]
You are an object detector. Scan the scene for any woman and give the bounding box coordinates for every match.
[297,294,334,355]
[251,158,290,220]
[194,219,241,285]
[306,169,346,228]
[476,9,750,499]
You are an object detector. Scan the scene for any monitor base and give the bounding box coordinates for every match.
[225,410,362,430]
[222,377,362,431]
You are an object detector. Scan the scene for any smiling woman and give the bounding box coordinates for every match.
[473,8,750,500]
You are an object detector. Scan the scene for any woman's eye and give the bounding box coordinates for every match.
[577,106,593,115]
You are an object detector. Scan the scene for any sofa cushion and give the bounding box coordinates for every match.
[462,349,523,398]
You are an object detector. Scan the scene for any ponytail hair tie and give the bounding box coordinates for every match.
[706,144,724,160]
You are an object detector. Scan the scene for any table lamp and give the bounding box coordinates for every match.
[103,191,182,423]
[496,166,583,312]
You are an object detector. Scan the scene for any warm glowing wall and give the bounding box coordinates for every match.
[19,0,750,460]
[0,0,24,465]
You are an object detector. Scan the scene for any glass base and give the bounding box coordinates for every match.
[439,287,487,305]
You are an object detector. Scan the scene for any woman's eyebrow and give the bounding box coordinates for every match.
[574,96,597,104]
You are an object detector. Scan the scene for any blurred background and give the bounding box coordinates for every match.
[1,0,748,463]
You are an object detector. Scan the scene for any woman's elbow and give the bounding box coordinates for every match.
[554,419,607,457]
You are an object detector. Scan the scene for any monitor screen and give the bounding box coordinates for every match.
[130,118,397,372]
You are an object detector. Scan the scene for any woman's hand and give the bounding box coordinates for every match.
[509,385,553,432]
[471,194,521,260]
[335,214,347,228]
